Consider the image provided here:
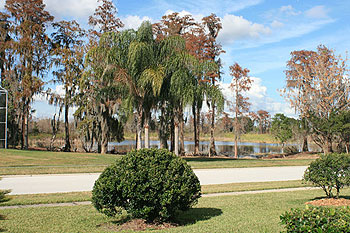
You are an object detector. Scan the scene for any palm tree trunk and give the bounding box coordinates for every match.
[174,120,179,156]
[144,112,150,149]
[158,103,168,149]
[136,107,142,150]
[179,109,185,155]
[101,111,109,154]
[209,102,216,157]
[192,103,199,155]
[63,100,71,152]
[195,105,200,155]
[170,117,174,152]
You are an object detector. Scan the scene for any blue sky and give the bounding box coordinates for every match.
[1,0,349,119]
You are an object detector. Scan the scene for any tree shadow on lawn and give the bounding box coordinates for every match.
[174,207,223,226]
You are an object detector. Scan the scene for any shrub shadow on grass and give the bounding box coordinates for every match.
[174,207,223,226]
[310,195,350,201]
[97,208,223,231]
[0,214,6,232]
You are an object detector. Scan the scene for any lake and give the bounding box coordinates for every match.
[109,140,286,158]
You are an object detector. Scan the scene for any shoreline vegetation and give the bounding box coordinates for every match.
[29,132,281,145]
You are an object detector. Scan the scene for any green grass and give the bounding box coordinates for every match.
[0,149,119,175]
[202,180,310,194]
[0,149,315,175]
[2,188,349,233]
[0,149,119,166]
[0,180,310,207]
[0,191,92,207]
[186,157,314,169]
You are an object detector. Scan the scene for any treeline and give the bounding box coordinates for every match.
[1,0,349,156]
[0,0,229,155]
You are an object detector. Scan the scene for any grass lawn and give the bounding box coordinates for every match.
[186,157,314,169]
[1,188,348,233]
[0,149,313,175]
[0,149,315,175]
[0,180,310,207]
[0,149,118,175]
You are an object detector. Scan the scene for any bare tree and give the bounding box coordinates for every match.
[230,63,253,158]
[282,45,350,153]
[202,13,225,157]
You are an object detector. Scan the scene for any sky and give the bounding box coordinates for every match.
[1,0,349,119]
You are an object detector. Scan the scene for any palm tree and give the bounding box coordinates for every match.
[165,38,196,155]
[126,22,165,149]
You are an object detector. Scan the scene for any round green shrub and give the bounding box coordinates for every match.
[280,206,350,232]
[92,148,201,222]
[303,153,350,198]
[0,178,10,204]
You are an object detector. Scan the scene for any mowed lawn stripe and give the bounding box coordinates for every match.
[0,180,310,206]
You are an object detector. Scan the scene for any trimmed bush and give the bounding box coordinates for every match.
[303,153,350,198]
[280,205,350,232]
[0,177,10,226]
[0,178,10,204]
[92,148,201,222]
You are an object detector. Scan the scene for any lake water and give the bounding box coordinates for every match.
[108,140,284,158]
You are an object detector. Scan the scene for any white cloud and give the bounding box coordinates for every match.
[122,15,153,30]
[271,20,284,28]
[229,17,335,50]
[32,85,78,119]
[218,14,271,45]
[33,85,65,102]
[218,78,296,118]
[279,5,300,16]
[0,0,100,22]
[153,0,263,16]
[305,5,329,19]
[43,0,101,20]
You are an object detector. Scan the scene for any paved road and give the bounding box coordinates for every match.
[0,166,308,195]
